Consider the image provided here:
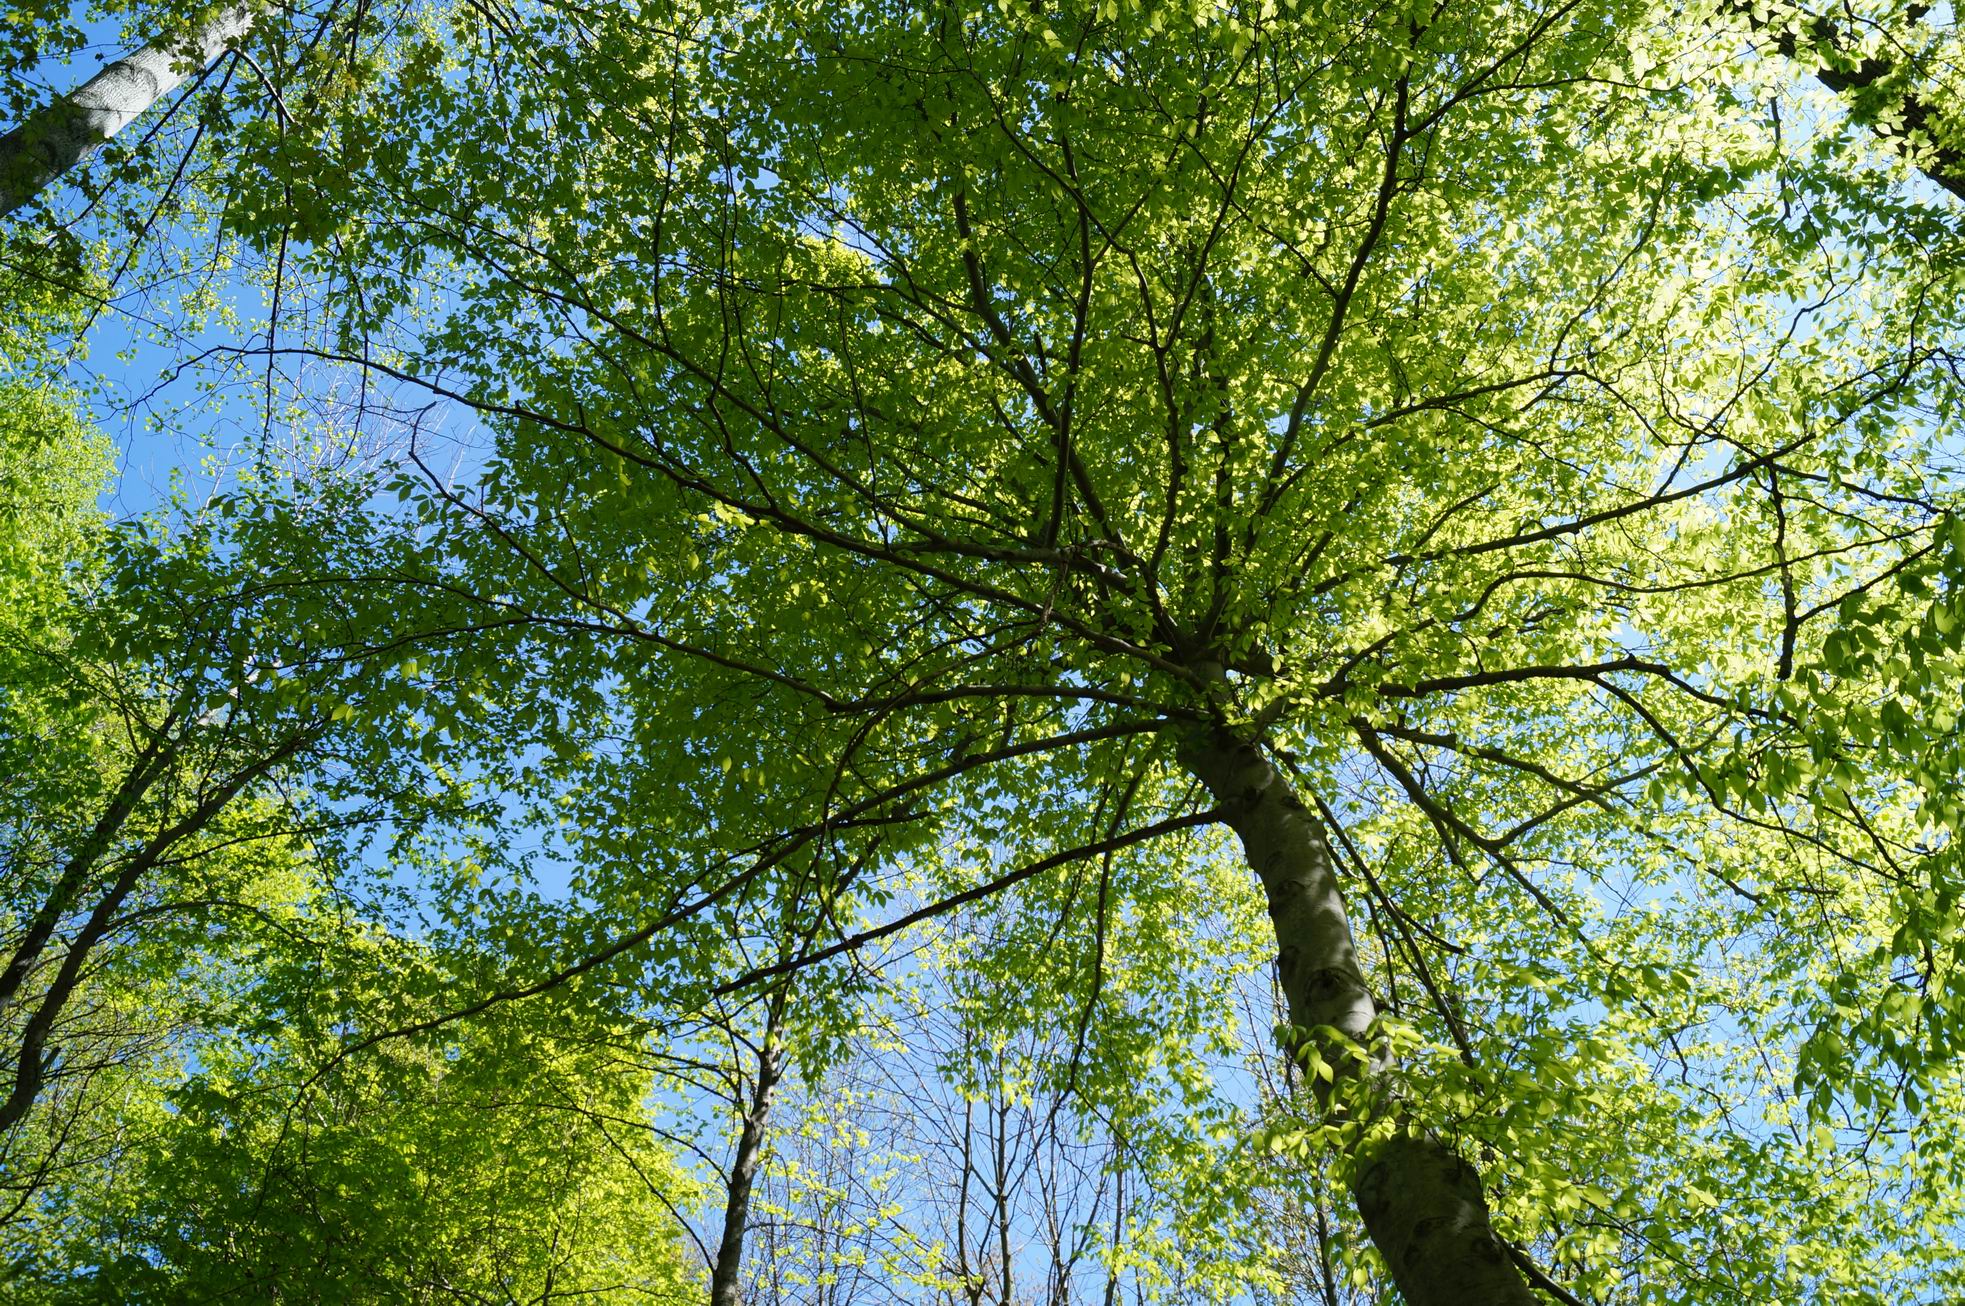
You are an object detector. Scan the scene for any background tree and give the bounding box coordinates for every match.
[0,336,711,1298]
[20,919,701,1304]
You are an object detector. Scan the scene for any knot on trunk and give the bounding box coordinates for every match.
[1354,1130,1535,1304]
[1286,963,1368,1011]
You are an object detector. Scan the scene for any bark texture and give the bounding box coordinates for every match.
[709,1017,785,1306]
[0,6,255,218]
[1735,1,1964,202]
[1178,727,1536,1306]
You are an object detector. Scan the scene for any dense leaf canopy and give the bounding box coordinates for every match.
[0,0,1963,1302]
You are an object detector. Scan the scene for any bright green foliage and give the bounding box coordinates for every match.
[199,0,1965,1298]
[0,392,333,1202]
[19,923,698,1304]
[6,0,1965,1301]
[0,382,103,615]
[0,396,699,1299]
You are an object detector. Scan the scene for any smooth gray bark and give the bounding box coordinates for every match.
[1178,727,1536,1306]
[710,1011,785,1306]
[0,6,255,218]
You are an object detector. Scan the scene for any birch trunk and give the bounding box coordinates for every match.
[1178,726,1536,1306]
[0,6,256,218]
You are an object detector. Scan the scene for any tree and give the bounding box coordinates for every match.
[0,4,255,219]
[0,391,364,1184]
[26,921,701,1304]
[1740,0,1964,201]
[709,990,788,1306]
[741,870,1272,1305]
[0,385,706,1301]
[9,0,1965,1300]
[167,1,1954,1299]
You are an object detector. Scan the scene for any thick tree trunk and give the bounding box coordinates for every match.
[1178,727,1535,1306]
[709,1011,785,1306]
[0,6,256,218]
[1729,1,1964,203]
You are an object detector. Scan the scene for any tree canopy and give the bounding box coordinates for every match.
[1,1,1963,1303]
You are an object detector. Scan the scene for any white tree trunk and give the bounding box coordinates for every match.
[0,6,256,218]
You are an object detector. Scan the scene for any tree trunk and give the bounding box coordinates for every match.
[0,723,314,1140]
[0,718,177,1013]
[1178,727,1535,1306]
[710,1008,786,1306]
[1730,1,1964,203]
[0,5,256,218]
